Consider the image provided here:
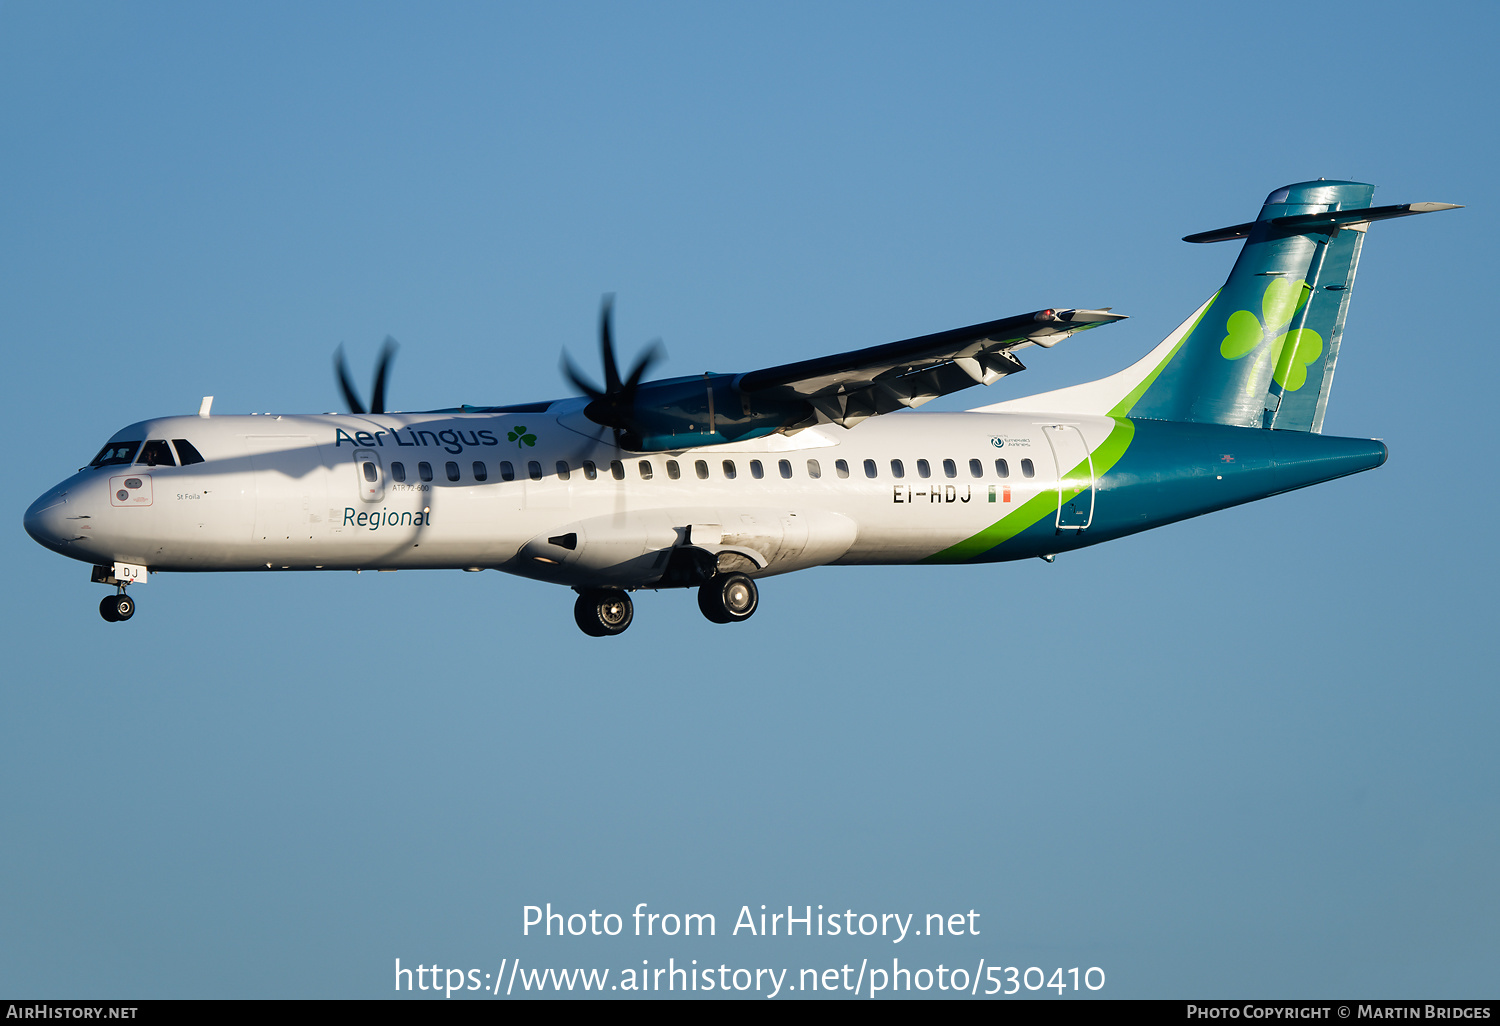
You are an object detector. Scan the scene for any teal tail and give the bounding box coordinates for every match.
[1127,180,1459,431]
[988,182,1461,430]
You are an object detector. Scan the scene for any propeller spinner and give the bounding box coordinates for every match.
[335,337,399,414]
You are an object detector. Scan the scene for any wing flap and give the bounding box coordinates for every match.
[740,308,1123,427]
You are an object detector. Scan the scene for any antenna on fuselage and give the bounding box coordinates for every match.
[198,396,214,418]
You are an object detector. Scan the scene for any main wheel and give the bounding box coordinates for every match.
[100,593,134,622]
[573,589,633,637]
[697,573,758,624]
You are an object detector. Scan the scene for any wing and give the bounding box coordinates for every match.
[737,307,1125,427]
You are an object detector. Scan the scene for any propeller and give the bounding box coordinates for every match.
[335,337,399,414]
[562,295,663,444]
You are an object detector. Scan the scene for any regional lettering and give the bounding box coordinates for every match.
[344,508,429,530]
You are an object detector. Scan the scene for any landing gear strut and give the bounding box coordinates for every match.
[697,573,758,624]
[574,588,634,637]
[99,590,135,622]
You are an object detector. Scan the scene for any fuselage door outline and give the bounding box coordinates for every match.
[1044,424,1094,530]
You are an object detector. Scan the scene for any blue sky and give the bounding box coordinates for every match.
[3,0,1496,998]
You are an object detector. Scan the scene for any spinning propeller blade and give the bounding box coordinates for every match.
[334,337,399,414]
[561,295,663,444]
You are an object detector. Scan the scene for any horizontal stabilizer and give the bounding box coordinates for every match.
[1185,201,1462,243]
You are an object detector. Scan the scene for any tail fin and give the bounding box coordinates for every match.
[984,181,1459,431]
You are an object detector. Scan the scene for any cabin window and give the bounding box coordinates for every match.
[722,460,737,480]
[556,461,571,481]
[528,461,543,481]
[864,459,878,479]
[638,460,653,480]
[171,440,205,466]
[472,462,487,482]
[834,459,849,478]
[750,459,764,480]
[136,440,176,467]
[943,459,957,479]
[500,461,515,482]
[363,461,378,482]
[666,460,681,480]
[446,461,461,482]
[916,459,931,479]
[695,460,709,480]
[806,459,822,479]
[610,460,625,480]
[779,459,793,479]
[90,441,142,468]
[582,461,597,480]
[1021,458,1035,478]
[969,458,983,478]
[995,458,1009,478]
[418,462,434,482]
[391,462,407,483]
[890,459,905,479]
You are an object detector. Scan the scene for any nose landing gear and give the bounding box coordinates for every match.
[91,564,141,623]
[99,591,135,622]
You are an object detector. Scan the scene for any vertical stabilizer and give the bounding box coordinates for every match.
[984,182,1459,429]
[1128,181,1376,428]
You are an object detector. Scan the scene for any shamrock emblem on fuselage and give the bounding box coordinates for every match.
[507,425,537,448]
[1218,277,1324,391]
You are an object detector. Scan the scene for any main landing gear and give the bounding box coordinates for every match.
[99,590,135,622]
[697,572,758,625]
[571,573,761,636]
[574,589,634,637]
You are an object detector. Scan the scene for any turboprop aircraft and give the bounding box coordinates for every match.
[24,181,1458,635]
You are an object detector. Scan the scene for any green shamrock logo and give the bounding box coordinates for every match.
[507,424,537,448]
[1219,278,1323,392]
[1272,328,1322,391]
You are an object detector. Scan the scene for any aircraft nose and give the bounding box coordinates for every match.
[24,489,74,553]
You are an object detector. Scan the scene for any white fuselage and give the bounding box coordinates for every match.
[27,400,1114,586]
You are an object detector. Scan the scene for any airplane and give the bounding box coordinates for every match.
[24,180,1458,636]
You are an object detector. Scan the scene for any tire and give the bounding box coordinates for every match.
[697,573,758,624]
[573,589,633,637]
[101,594,134,622]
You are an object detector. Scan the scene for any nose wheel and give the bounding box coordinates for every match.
[698,573,758,624]
[99,592,135,622]
[574,589,633,637]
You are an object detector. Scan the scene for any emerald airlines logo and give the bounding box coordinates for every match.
[1219,277,1323,391]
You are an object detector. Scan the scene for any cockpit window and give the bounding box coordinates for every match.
[171,439,205,465]
[136,440,176,467]
[91,441,142,467]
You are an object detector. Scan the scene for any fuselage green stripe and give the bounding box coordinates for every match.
[924,417,1136,562]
